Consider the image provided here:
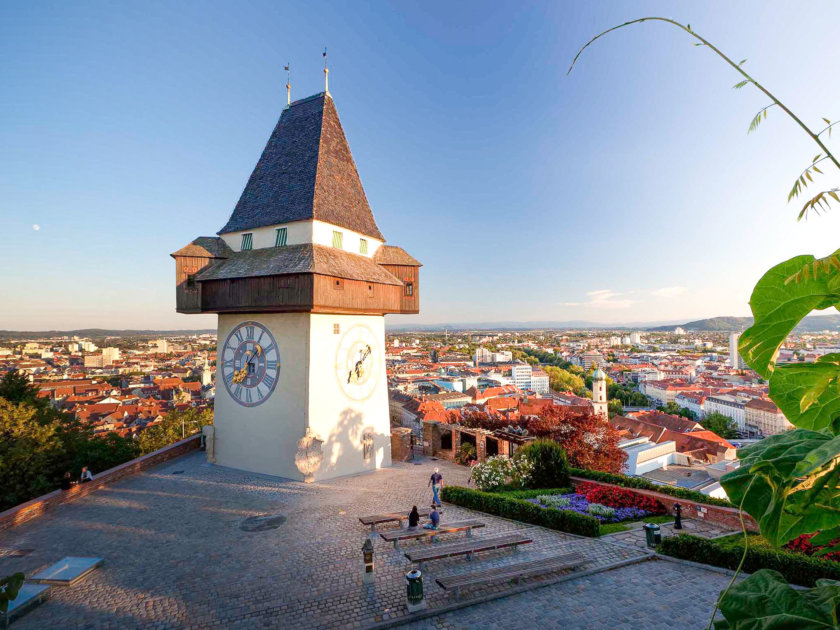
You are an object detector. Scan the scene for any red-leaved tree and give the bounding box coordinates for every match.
[456,405,626,473]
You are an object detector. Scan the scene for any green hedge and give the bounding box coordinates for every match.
[441,485,600,538]
[659,534,840,587]
[569,468,733,508]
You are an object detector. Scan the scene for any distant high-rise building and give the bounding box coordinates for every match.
[729,332,741,370]
[629,332,642,345]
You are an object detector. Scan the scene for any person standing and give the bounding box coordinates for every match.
[428,467,443,507]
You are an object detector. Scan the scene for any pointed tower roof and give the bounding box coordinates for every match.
[218,92,385,241]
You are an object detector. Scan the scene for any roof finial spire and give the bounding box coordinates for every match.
[323,47,329,95]
[284,62,291,108]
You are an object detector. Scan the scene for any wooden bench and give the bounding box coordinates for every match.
[435,552,586,600]
[405,532,533,568]
[378,520,485,549]
[358,509,431,532]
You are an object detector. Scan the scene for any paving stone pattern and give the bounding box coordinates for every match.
[398,558,737,630]
[603,517,735,550]
[0,453,724,629]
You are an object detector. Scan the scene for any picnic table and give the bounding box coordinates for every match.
[358,508,431,532]
[378,520,486,549]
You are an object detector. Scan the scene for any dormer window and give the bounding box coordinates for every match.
[332,231,343,249]
[241,233,253,251]
[359,238,368,255]
[275,227,287,247]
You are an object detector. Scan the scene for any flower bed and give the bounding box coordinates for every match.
[576,481,666,514]
[528,491,656,524]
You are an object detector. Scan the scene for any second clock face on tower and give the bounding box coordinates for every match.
[335,324,379,401]
[221,321,280,407]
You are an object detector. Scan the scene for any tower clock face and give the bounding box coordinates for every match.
[220,321,280,407]
[335,324,380,401]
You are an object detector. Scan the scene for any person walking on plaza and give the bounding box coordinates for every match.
[428,467,443,507]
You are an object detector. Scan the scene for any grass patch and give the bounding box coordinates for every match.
[493,487,574,500]
[598,513,673,536]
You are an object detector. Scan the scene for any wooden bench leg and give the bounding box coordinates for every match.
[370,524,376,533]
[454,586,460,601]
[466,551,472,562]
[466,529,473,538]
[393,540,399,550]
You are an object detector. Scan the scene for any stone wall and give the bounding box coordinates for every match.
[0,435,202,532]
[390,427,413,462]
[571,476,757,532]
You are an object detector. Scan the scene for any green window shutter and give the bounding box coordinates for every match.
[275,227,287,247]
[241,233,253,250]
[332,231,343,249]
[359,238,368,254]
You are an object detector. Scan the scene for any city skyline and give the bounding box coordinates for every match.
[3,1,840,329]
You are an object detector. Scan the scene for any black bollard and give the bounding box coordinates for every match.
[673,502,683,529]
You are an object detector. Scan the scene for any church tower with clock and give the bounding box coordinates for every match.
[171,89,420,482]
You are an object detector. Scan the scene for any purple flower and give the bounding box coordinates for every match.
[528,493,652,523]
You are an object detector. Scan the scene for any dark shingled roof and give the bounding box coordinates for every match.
[195,244,402,286]
[170,237,233,259]
[217,93,385,241]
[373,245,422,267]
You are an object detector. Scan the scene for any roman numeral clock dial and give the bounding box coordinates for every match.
[335,324,379,401]
[221,321,280,407]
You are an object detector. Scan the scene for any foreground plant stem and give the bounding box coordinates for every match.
[568,17,840,172]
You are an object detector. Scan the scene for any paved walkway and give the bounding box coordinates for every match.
[0,452,735,629]
[603,517,735,550]
[397,557,734,630]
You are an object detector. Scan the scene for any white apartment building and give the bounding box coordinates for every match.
[629,332,642,345]
[101,347,121,366]
[474,347,513,365]
[511,363,532,390]
[705,394,747,430]
[675,393,705,419]
[530,369,549,394]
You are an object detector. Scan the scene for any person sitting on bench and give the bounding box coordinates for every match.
[408,506,420,528]
[422,506,440,530]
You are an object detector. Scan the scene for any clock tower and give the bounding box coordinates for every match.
[171,91,420,482]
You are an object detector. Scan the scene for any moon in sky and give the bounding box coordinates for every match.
[32,224,40,231]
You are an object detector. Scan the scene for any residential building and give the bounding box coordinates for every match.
[745,398,793,436]
[729,332,740,370]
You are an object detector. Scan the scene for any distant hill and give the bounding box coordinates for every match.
[648,314,840,333]
[0,329,216,341]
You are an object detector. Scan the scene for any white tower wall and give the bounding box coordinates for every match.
[213,312,391,482]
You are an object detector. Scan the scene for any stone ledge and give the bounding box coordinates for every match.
[0,434,202,532]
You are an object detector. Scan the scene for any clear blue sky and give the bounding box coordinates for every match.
[2,1,840,329]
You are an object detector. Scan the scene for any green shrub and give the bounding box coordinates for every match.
[455,442,475,465]
[516,440,570,489]
[440,485,600,537]
[659,535,840,587]
[569,467,732,508]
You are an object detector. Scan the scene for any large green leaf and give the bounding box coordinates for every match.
[770,355,840,434]
[739,252,840,379]
[721,429,840,547]
[715,569,840,629]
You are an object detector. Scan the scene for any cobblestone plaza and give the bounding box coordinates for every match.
[1,453,738,628]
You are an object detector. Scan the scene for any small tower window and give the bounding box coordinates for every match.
[241,233,253,251]
[359,238,368,255]
[332,231,343,249]
[186,274,197,290]
[404,282,414,296]
[275,227,287,247]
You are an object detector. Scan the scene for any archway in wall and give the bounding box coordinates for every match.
[486,437,499,457]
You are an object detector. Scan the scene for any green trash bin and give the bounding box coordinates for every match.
[405,569,424,605]
[643,523,661,548]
